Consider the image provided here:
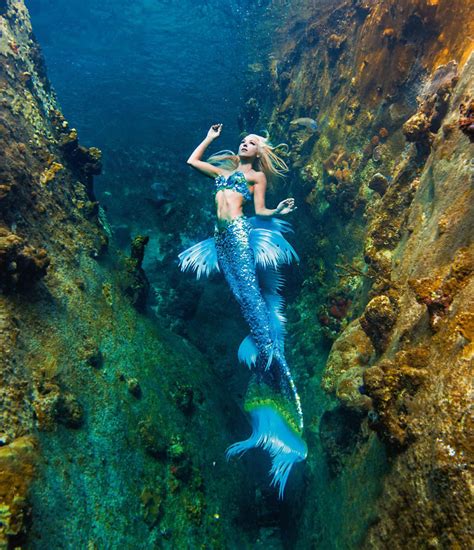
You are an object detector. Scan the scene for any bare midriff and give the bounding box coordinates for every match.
[215,189,246,223]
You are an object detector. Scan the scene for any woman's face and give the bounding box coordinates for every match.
[238,135,259,159]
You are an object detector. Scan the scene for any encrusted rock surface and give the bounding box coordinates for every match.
[360,295,398,353]
[261,0,473,547]
[362,54,473,547]
[321,320,373,411]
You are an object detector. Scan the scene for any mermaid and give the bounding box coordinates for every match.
[178,124,307,497]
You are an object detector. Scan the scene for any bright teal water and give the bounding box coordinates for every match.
[28,0,279,152]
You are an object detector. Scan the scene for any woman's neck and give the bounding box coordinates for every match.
[237,159,254,174]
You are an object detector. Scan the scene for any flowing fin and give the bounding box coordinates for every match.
[250,228,299,269]
[226,405,307,499]
[258,266,285,293]
[238,335,258,368]
[258,267,286,348]
[263,292,286,343]
[249,215,299,269]
[248,216,294,234]
[178,237,220,279]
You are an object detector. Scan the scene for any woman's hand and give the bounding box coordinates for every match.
[207,123,223,140]
[275,198,297,215]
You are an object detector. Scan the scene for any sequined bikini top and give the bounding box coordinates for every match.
[214,171,252,202]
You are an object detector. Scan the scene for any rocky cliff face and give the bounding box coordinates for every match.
[0,2,256,548]
[255,0,473,547]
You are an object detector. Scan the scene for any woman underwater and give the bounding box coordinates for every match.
[178,124,307,497]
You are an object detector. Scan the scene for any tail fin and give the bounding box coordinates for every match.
[226,405,307,499]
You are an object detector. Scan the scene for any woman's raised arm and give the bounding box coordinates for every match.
[187,124,225,178]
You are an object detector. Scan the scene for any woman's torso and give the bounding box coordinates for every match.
[214,171,254,222]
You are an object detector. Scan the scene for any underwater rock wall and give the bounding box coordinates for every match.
[259,0,473,547]
[361,54,473,548]
[0,2,257,548]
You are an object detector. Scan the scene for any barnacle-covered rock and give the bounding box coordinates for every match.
[403,63,458,151]
[403,112,431,143]
[409,248,473,330]
[50,109,102,174]
[360,295,397,353]
[458,96,474,141]
[322,321,374,411]
[31,372,61,432]
[0,228,50,292]
[322,145,361,212]
[0,437,38,547]
[123,235,150,312]
[69,145,102,176]
[327,33,346,57]
[364,358,428,448]
[368,172,389,195]
[268,2,473,548]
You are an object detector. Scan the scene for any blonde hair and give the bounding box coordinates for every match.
[207,134,289,183]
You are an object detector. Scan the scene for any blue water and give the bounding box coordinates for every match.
[28,0,281,154]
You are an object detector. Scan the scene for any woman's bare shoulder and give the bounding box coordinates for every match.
[248,170,266,184]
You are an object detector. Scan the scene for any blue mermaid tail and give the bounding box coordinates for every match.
[226,405,307,499]
[178,215,306,497]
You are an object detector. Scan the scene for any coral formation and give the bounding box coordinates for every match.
[409,247,473,331]
[403,62,459,153]
[363,358,428,447]
[0,228,49,292]
[322,145,361,213]
[123,235,150,312]
[321,320,373,411]
[0,437,37,547]
[458,96,474,141]
[360,295,398,353]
